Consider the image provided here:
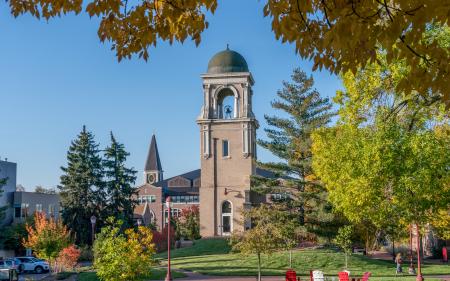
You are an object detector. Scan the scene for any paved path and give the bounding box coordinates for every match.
[19,273,50,281]
[175,269,450,281]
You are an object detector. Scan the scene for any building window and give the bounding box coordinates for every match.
[171,195,199,204]
[36,204,42,212]
[222,140,229,157]
[221,201,232,234]
[15,207,21,218]
[164,208,181,223]
[21,203,29,218]
[48,204,55,217]
[138,195,156,204]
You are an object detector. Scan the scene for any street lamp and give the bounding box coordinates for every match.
[90,215,97,246]
[165,196,173,281]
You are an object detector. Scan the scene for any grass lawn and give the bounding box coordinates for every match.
[77,268,186,281]
[156,238,450,281]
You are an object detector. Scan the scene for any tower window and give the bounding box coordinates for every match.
[222,140,229,157]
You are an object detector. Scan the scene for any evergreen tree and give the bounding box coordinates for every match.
[103,132,137,228]
[0,176,7,221]
[253,68,338,241]
[59,126,105,245]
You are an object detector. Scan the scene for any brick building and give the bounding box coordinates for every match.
[134,48,275,236]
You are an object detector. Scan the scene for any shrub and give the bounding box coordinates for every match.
[55,245,81,272]
[151,226,175,253]
[94,218,156,281]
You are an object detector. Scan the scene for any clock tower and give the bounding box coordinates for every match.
[197,48,258,237]
[144,134,163,184]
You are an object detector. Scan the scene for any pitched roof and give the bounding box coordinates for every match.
[144,134,162,171]
[154,169,201,188]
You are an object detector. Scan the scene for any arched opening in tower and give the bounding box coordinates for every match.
[217,88,237,119]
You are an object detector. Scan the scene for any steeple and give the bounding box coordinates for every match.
[144,135,163,184]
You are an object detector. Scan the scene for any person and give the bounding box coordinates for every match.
[395,253,403,274]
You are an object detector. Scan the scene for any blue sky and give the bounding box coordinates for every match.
[0,0,342,190]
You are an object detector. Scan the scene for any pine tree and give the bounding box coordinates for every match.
[103,132,137,228]
[254,68,338,241]
[59,126,105,245]
[0,177,7,221]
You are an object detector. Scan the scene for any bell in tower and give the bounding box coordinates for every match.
[197,47,258,237]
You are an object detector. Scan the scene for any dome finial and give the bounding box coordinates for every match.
[226,43,229,50]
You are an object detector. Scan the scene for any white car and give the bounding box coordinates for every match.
[14,257,49,274]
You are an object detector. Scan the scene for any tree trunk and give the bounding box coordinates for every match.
[289,250,292,268]
[345,253,348,269]
[257,252,262,281]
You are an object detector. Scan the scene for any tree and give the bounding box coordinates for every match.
[103,132,137,228]
[231,204,296,281]
[59,126,105,245]
[93,218,156,281]
[253,68,337,241]
[0,176,7,221]
[34,186,57,194]
[6,1,450,106]
[23,212,72,266]
[313,121,449,230]
[55,245,81,272]
[0,218,32,254]
[335,225,353,269]
[177,205,200,241]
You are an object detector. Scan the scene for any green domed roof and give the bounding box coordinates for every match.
[207,48,249,74]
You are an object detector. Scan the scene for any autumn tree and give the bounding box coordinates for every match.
[231,204,297,281]
[253,68,338,241]
[59,126,105,245]
[6,0,450,105]
[93,218,156,281]
[23,212,72,264]
[103,132,137,228]
[177,205,200,241]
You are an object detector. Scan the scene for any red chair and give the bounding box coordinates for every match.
[361,272,371,281]
[286,270,297,281]
[338,271,349,281]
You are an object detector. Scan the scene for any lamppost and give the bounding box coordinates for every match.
[90,215,97,246]
[165,196,173,281]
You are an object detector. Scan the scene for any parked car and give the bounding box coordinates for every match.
[14,257,49,274]
[0,260,21,274]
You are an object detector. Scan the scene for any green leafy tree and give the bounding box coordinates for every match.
[93,218,156,281]
[7,0,450,105]
[253,68,337,241]
[231,204,296,281]
[59,126,105,245]
[0,219,31,254]
[34,186,57,194]
[335,225,354,269]
[103,132,138,228]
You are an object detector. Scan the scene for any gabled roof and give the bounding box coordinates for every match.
[145,134,162,172]
[154,169,201,189]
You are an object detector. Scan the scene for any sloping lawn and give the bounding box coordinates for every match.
[157,238,450,280]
